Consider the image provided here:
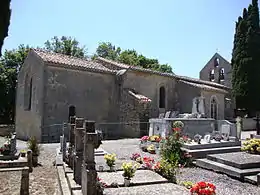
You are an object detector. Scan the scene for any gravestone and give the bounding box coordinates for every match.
[221,124,230,141]
[165,111,171,118]
[204,134,211,143]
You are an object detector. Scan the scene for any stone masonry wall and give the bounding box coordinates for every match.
[42,65,118,142]
[15,51,45,141]
[123,70,177,117]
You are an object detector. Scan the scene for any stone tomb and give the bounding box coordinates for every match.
[196,152,260,185]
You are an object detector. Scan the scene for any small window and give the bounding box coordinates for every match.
[24,74,33,110]
[159,86,166,108]
[209,69,215,81]
[214,58,219,67]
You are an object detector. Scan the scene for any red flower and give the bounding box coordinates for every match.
[198,181,207,188]
[173,127,181,132]
[141,136,149,141]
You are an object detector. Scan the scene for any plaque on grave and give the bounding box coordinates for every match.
[204,134,211,143]
[221,124,230,141]
[159,113,165,118]
[165,111,171,118]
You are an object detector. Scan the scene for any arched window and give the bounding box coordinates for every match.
[210,97,218,119]
[159,86,166,108]
[24,74,33,110]
[219,68,225,82]
[68,105,76,121]
[209,69,215,81]
[214,57,219,67]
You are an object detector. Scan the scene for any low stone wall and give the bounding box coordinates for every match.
[0,124,15,137]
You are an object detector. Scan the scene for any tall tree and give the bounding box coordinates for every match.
[0,0,11,56]
[0,45,30,123]
[44,36,87,58]
[231,0,260,115]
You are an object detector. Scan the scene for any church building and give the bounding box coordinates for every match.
[15,49,232,142]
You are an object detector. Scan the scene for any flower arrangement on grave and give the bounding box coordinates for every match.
[190,181,216,195]
[122,162,139,186]
[0,143,11,155]
[96,177,108,195]
[142,156,155,169]
[140,136,149,143]
[241,138,260,154]
[130,153,141,161]
[160,121,192,168]
[149,135,160,142]
[104,153,116,171]
[147,144,156,154]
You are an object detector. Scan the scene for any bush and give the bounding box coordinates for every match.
[241,138,260,154]
[27,136,40,156]
[160,121,192,167]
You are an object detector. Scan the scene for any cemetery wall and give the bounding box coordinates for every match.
[15,52,45,141]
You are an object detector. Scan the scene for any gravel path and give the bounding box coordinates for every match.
[100,138,260,195]
[0,137,60,195]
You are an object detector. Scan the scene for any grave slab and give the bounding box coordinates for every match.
[207,152,260,169]
[183,140,241,150]
[98,170,168,186]
[103,183,189,195]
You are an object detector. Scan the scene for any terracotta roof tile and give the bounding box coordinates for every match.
[179,80,228,94]
[96,57,231,90]
[33,49,115,73]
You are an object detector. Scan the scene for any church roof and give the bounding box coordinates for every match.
[96,57,231,90]
[32,49,116,74]
[179,80,228,94]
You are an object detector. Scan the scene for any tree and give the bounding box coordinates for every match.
[95,42,173,73]
[95,42,121,60]
[0,0,11,56]
[44,36,87,58]
[0,45,30,123]
[231,0,260,116]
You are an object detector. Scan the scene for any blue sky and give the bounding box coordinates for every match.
[3,0,253,78]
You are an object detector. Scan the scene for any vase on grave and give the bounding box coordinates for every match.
[109,165,115,172]
[124,178,131,187]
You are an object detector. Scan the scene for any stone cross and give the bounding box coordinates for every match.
[62,123,67,162]
[81,120,100,195]
[73,118,85,185]
[20,167,29,195]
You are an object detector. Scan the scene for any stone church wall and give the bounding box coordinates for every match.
[122,70,177,117]
[175,81,201,113]
[15,52,45,141]
[41,65,118,142]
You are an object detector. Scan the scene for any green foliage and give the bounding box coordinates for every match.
[158,159,178,183]
[180,181,194,189]
[0,45,30,123]
[172,121,184,129]
[95,42,173,73]
[44,36,87,58]
[0,0,11,56]
[231,0,260,114]
[160,122,192,167]
[27,136,40,156]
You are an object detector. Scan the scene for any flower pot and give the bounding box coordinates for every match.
[99,165,104,171]
[124,178,131,187]
[21,153,26,157]
[109,165,115,172]
[32,155,38,167]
